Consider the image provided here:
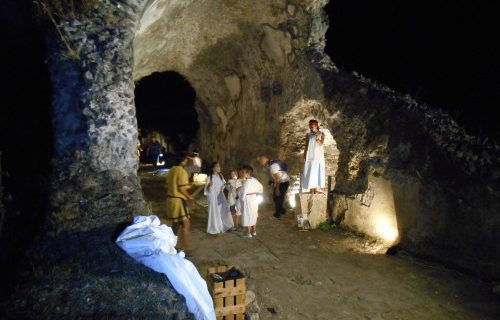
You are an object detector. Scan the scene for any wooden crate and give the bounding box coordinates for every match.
[207,265,246,320]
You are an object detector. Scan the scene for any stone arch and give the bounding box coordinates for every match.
[134,70,199,152]
[46,0,333,231]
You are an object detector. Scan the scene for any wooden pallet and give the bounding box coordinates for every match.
[207,265,246,320]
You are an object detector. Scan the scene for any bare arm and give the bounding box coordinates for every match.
[303,134,309,161]
[274,172,281,195]
[179,186,194,201]
[317,131,325,145]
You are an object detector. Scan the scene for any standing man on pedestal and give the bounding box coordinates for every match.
[258,155,290,219]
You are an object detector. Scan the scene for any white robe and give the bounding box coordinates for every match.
[227,178,242,207]
[204,174,234,234]
[239,177,264,227]
[303,131,326,189]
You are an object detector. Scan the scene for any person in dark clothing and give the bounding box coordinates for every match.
[258,155,290,219]
[148,138,162,167]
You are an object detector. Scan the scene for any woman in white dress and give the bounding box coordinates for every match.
[302,119,325,194]
[204,162,234,234]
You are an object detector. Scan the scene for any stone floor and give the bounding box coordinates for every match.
[140,169,500,320]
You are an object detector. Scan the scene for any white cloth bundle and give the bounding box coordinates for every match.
[116,215,215,320]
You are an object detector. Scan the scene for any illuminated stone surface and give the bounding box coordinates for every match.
[295,193,327,229]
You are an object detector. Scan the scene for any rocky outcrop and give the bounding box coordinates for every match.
[39,0,499,286]
[295,193,328,229]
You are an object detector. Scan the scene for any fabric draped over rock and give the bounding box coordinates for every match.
[116,215,216,320]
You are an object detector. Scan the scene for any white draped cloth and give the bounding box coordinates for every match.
[238,177,264,227]
[116,215,215,320]
[303,131,326,189]
[204,174,234,234]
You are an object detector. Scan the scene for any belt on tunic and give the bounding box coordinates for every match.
[166,195,186,199]
[246,193,258,196]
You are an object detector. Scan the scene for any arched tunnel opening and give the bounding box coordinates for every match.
[2,0,499,318]
[134,71,199,167]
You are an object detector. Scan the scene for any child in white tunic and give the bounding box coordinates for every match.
[204,162,234,234]
[238,165,263,238]
[226,169,242,231]
[302,119,325,193]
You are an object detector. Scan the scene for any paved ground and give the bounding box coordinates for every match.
[140,169,499,320]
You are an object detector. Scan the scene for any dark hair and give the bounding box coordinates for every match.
[309,119,319,126]
[242,164,253,175]
[209,161,224,182]
[173,151,188,165]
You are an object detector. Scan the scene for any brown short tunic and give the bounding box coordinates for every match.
[164,166,191,224]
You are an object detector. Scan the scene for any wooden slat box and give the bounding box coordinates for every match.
[207,265,246,320]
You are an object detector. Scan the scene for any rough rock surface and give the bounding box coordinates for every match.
[295,193,327,229]
[245,290,260,320]
[23,1,500,312]
[332,175,398,242]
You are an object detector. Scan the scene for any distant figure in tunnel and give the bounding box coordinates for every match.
[147,137,162,167]
[258,155,290,219]
[164,152,195,254]
[302,119,325,194]
[204,161,234,234]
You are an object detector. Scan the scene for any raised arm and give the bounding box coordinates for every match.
[317,131,325,145]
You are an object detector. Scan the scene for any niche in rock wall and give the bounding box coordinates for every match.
[279,99,340,206]
[134,71,199,154]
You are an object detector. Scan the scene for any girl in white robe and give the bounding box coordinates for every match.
[302,119,325,193]
[238,165,263,238]
[204,162,234,234]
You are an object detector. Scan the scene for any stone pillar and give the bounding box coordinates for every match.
[46,2,148,233]
[294,193,327,229]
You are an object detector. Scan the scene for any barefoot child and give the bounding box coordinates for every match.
[226,169,242,231]
[238,165,263,238]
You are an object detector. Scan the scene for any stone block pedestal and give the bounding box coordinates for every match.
[294,193,327,229]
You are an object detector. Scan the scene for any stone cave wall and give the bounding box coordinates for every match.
[133,0,330,170]
[314,66,500,280]
[42,0,499,282]
[45,2,150,234]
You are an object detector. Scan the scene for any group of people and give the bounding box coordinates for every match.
[204,163,263,238]
[161,153,265,254]
[161,119,326,255]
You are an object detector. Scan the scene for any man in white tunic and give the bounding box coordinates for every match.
[302,119,325,193]
[238,165,263,238]
[204,162,233,234]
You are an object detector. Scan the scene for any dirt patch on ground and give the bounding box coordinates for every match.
[141,169,500,320]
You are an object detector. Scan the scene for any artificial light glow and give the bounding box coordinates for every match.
[376,217,398,242]
[288,193,296,208]
[193,173,208,184]
[256,195,264,204]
